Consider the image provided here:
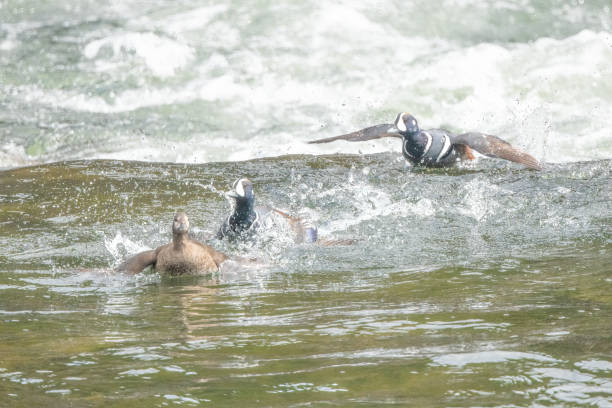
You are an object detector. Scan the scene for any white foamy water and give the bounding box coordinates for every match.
[432,350,559,367]
[83,32,195,77]
[0,1,611,168]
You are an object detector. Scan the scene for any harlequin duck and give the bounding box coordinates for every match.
[118,212,228,275]
[309,112,541,170]
[217,178,318,243]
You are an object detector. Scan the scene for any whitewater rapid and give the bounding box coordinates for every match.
[1,1,611,168]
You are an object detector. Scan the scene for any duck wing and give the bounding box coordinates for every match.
[451,132,542,170]
[117,249,158,274]
[308,124,399,144]
[272,208,355,246]
[271,208,318,243]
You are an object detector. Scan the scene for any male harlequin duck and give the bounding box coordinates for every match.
[118,212,228,275]
[217,178,318,243]
[309,112,541,170]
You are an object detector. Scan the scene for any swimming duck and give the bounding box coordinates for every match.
[118,212,228,275]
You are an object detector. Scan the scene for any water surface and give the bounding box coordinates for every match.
[1,157,610,406]
[1,0,612,166]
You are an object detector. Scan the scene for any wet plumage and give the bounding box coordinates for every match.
[217,178,319,243]
[118,212,227,275]
[309,112,541,170]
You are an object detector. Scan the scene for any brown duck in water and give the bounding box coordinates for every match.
[118,212,227,275]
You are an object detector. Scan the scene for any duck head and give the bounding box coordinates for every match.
[392,112,420,136]
[172,212,190,234]
[226,178,255,211]
[392,112,432,160]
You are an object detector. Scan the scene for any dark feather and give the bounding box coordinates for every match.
[308,123,399,144]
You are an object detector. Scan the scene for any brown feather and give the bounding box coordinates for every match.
[316,238,357,246]
[454,144,475,161]
[156,240,220,275]
[452,132,541,170]
[271,208,316,244]
[117,249,157,274]
[118,213,228,275]
[271,208,354,245]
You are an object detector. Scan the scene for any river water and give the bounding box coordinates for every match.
[1,0,611,406]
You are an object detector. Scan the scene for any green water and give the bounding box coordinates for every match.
[0,157,610,406]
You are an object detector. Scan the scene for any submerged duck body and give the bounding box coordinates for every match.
[118,212,227,275]
[216,177,266,241]
[217,178,318,244]
[309,112,541,170]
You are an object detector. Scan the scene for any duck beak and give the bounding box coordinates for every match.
[308,123,400,144]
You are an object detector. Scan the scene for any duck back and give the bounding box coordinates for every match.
[155,241,219,276]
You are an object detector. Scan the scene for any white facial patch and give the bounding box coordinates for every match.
[235,179,246,197]
[396,113,407,132]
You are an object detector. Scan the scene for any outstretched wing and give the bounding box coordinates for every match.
[451,132,541,170]
[117,249,158,274]
[271,208,318,243]
[272,208,356,246]
[308,124,399,144]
